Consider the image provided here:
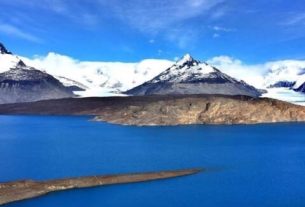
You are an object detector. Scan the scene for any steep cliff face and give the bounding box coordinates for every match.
[126,54,262,98]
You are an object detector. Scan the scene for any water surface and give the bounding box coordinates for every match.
[0,115,305,207]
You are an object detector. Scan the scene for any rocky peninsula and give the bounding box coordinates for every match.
[0,168,200,205]
[0,95,305,126]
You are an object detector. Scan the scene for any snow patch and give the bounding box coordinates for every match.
[0,54,20,72]
[263,88,305,106]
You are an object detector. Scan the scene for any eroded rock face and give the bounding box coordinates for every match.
[0,95,304,126]
[94,96,305,126]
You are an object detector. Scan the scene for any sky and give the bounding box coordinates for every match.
[1,0,305,63]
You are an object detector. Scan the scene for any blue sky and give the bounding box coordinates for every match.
[0,0,305,63]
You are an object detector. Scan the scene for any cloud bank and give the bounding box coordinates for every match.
[18,52,305,90]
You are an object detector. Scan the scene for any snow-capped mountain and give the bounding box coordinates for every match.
[55,76,88,92]
[126,54,262,97]
[1,42,174,98]
[0,60,76,104]
[0,46,20,73]
[260,61,305,104]
[2,41,305,105]
[0,43,77,104]
[264,60,305,91]
[268,81,296,88]
[22,53,173,97]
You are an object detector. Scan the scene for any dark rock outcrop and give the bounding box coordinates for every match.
[268,81,296,88]
[0,42,12,54]
[294,82,305,93]
[126,54,262,98]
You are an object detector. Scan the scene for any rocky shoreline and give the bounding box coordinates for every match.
[0,95,305,126]
[95,95,305,126]
[0,168,201,205]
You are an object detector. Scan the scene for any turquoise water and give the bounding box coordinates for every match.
[1,115,305,207]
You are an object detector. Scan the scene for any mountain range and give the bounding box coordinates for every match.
[1,42,305,105]
[265,63,305,93]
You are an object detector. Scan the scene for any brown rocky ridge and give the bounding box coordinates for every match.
[0,168,200,205]
[0,95,305,126]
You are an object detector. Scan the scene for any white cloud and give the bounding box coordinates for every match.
[0,51,301,104]
[16,52,305,92]
[157,49,163,55]
[283,13,305,26]
[0,0,99,27]
[212,26,233,32]
[0,0,228,48]
[209,7,227,19]
[100,0,225,33]
[0,23,42,43]
[207,56,268,88]
[98,0,226,48]
[208,56,305,90]
[165,27,199,49]
[20,52,173,96]
[213,33,220,38]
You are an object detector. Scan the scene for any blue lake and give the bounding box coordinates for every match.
[1,115,305,207]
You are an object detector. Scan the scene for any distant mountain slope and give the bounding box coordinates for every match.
[264,61,305,91]
[22,54,173,96]
[0,60,76,104]
[294,83,305,93]
[0,43,87,93]
[0,43,12,55]
[268,81,296,89]
[1,42,174,97]
[126,54,262,97]
[55,76,88,92]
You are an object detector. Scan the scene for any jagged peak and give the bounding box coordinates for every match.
[0,42,12,54]
[9,60,28,71]
[16,60,27,68]
[181,53,193,62]
[176,54,200,67]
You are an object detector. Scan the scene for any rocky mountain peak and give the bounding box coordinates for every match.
[126,54,262,97]
[176,54,200,67]
[15,60,27,68]
[147,54,219,84]
[0,43,12,55]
